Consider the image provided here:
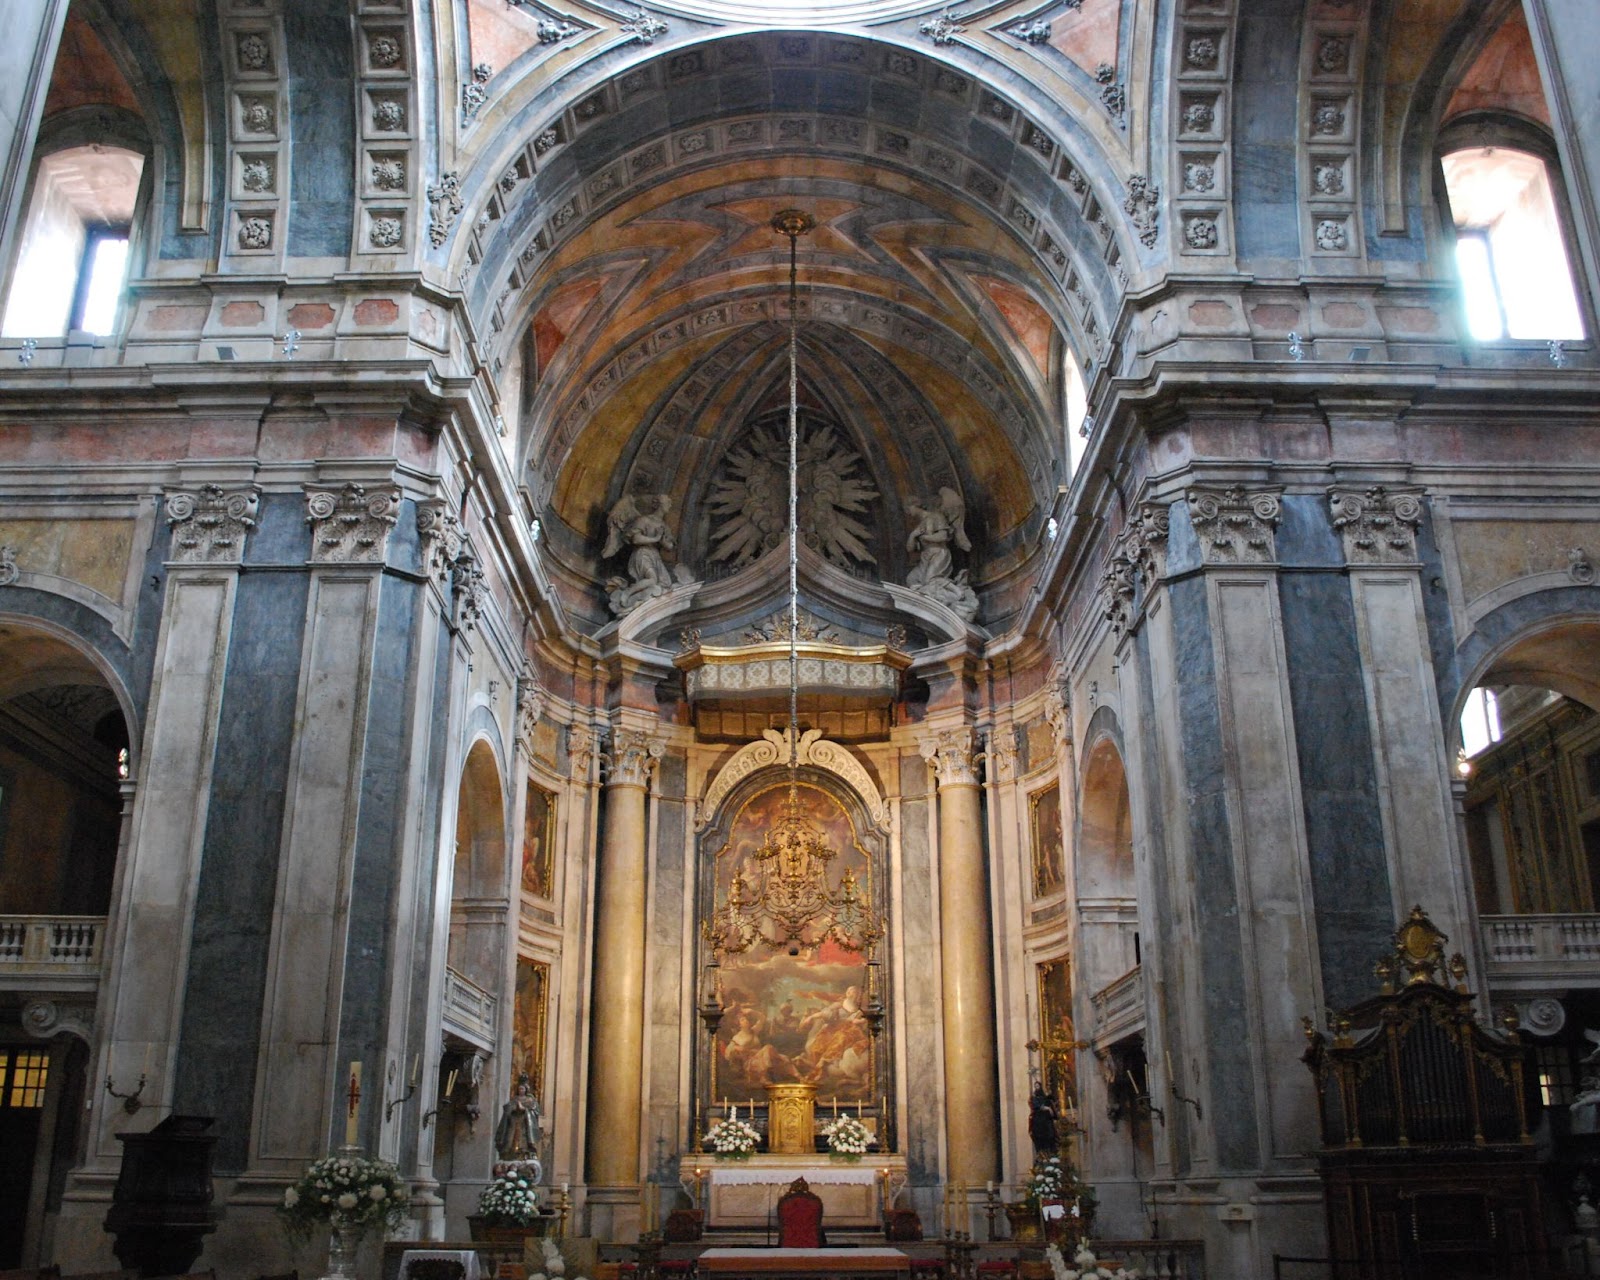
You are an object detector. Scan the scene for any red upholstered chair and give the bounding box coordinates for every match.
[776,1177,826,1248]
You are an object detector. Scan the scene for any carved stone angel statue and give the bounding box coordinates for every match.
[905,487,980,622]
[602,492,691,615]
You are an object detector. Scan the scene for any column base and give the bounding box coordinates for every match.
[585,1184,642,1244]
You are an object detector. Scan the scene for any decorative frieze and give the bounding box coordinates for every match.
[920,726,981,788]
[619,9,668,43]
[1188,486,1282,564]
[603,728,664,788]
[416,501,461,581]
[223,0,287,262]
[305,482,401,563]
[1327,485,1424,565]
[165,484,260,563]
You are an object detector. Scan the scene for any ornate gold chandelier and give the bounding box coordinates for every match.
[699,210,886,960]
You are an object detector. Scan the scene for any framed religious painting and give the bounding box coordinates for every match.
[513,957,550,1096]
[520,779,556,899]
[1036,957,1078,1116]
[1030,782,1066,898]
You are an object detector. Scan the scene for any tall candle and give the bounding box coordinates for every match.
[410,1053,421,1087]
[345,1062,363,1147]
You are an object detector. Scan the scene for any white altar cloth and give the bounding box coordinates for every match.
[708,1166,881,1185]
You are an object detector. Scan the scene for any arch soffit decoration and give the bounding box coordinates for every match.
[699,727,888,832]
[444,28,1149,375]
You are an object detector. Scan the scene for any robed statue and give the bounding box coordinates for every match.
[495,1074,543,1166]
[1027,1084,1059,1158]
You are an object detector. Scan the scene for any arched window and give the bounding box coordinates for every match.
[1440,138,1584,341]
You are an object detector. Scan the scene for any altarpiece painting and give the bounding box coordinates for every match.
[1036,958,1078,1117]
[709,781,880,1106]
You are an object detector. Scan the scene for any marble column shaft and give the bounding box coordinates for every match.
[584,727,662,1188]
[924,728,1000,1185]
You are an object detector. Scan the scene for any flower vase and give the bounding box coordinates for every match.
[324,1223,364,1280]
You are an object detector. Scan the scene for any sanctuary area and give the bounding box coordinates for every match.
[4,0,1600,1276]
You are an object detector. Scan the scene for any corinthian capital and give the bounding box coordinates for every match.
[165,484,259,564]
[1328,485,1425,566]
[306,482,402,564]
[568,723,603,783]
[1188,486,1282,565]
[920,726,981,788]
[604,728,665,788]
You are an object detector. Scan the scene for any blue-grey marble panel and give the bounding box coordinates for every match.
[173,568,309,1170]
[336,572,423,1149]
[285,2,354,257]
[1277,572,1392,1009]
[1168,575,1258,1172]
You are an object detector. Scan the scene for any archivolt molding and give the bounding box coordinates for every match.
[698,727,887,830]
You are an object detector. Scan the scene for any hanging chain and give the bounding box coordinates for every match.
[771,209,814,775]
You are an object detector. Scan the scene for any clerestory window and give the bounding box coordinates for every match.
[1440,143,1584,342]
[1,144,144,339]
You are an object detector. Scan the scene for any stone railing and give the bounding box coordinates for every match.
[442,966,498,1050]
[1089,1240,1205,1279]
[1481,914,1600,984]
[0,915,105,985]
[1090,965,1145,1043]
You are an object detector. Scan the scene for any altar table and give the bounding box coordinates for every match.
[698,1248,910,1280]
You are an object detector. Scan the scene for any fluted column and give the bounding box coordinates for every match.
[922,726,1000,1185]
[584,725,663,1191]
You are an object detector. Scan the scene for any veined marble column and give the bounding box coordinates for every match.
[921,727,1000,1186]
[584,726,663,1195]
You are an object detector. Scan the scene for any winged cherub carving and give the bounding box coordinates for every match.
[904,487,979,623]
[603,492,690,615]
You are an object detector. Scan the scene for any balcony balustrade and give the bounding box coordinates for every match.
[1481,913,1600,986]
[0,915,105,989]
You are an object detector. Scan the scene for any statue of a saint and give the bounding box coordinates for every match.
[495,1074,543,1164]
[1027,1084,1059,1158]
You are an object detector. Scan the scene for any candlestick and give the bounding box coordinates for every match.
[345,1062,363,1147]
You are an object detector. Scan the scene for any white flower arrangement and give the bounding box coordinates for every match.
[704,1105,761,1157]
[478,1166,541,1226]
[821,1113,872,1158]
[279,1151,410,1239]
[1027,1155,1065,1205]
[1045,1244,1140,1280]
